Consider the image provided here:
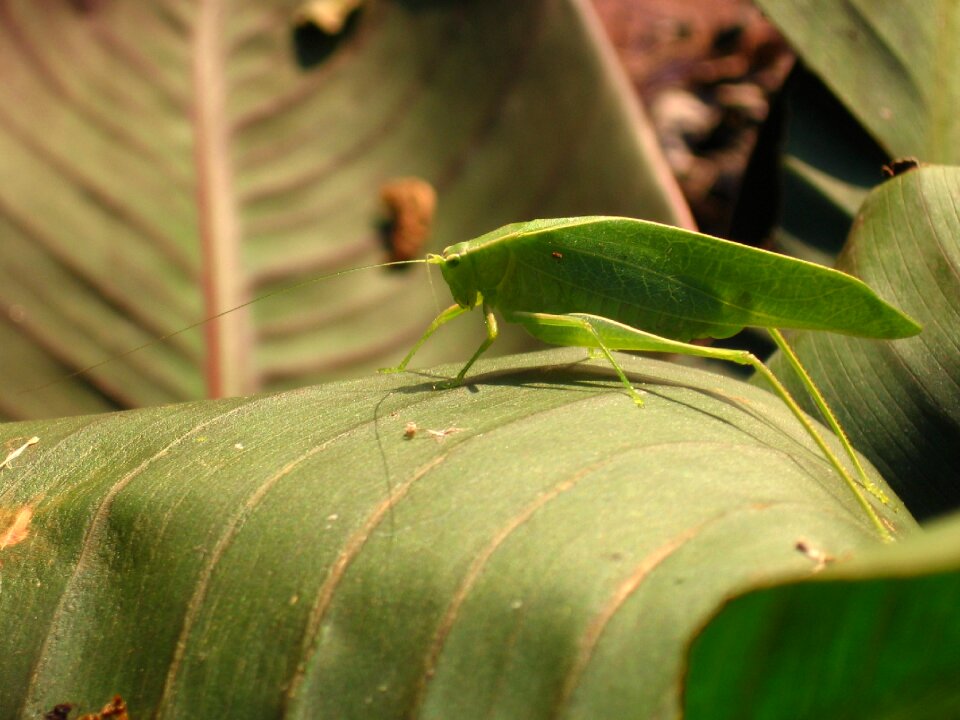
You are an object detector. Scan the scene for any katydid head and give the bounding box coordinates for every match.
[430,239,508,310]
[428,249,477,309]
[427,243,480,308]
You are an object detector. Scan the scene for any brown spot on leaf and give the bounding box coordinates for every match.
[66,0,105,14]
[44,704,74,720]
[78,695,129,720]
[292,0,365,68]
[294,0,365,35]
[0,507,33,551]
[882,157,921,179]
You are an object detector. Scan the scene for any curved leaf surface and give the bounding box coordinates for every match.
[685,513,960,719]
[765,166,960,519]
[0,349,909,719]
[0,0,690,420]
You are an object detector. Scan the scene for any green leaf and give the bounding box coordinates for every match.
[764,165,960,519]
[735,8,959,522]
[755,0,960,164]
[735,2,959,276]
[0,0,689,420]
[0,349,911,718]
[684,513,960,720]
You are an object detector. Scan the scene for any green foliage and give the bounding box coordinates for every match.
[0,0,957,717]
[685,516,960,720]
[756,0,960,164]
[0,350,910,718]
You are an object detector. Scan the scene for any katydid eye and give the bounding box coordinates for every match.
[445,254,461,267]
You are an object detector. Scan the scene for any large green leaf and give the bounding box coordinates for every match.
[737,1,959,273]
[756,0,960,164]
[765,166,960,519]
[684,512,960,719]
[0,0,689,421]
[0,349,909,718]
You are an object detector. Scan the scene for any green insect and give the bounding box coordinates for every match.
[29,216,919,540]
[376,217,920,541]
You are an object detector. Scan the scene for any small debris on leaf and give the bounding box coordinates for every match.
[45,695,129,720]
[403,422,465,442]
[0,436,39,471]
[425,427,465,443]
[44,705,74,720]
[795,539,834,572]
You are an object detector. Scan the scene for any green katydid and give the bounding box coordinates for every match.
[25,216,919,539]
[374,216,920,541]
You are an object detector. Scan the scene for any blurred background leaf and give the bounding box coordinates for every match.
[0,0,690,420]
[739,0,960,256]
[756,0,960,163]
[733,0,960,259]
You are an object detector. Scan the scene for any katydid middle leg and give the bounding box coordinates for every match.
[447,303,499,385]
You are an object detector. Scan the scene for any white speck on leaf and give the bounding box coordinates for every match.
[0,437,39,471]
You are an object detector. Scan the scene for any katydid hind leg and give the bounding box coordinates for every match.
[580,323,645,406]
[766,329,890,506]
[509,310,891,540]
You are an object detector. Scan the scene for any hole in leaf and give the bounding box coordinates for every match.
[292,2,364,69]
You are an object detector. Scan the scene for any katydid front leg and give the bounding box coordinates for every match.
[380,301,499,387]
[380,303,469,375]
[509,310,893,542]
